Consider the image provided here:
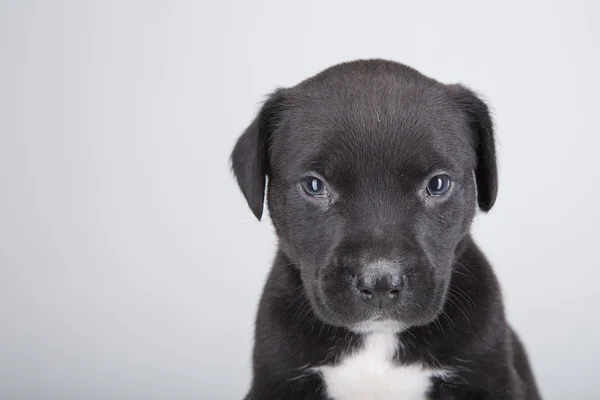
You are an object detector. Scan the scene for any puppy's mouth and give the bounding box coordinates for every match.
[306,269,446,332]
[306,276,412,331]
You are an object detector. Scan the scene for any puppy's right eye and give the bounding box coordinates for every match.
[301,177,328,197]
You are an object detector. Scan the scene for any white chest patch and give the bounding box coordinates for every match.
[317,332,449,400]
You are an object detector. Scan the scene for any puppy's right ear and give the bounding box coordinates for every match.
[230,90,285,220]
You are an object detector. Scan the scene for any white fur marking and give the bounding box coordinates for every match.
[351,319,407,334]
[318,332,450,400]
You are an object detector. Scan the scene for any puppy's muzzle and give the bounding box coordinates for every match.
[346,262,405,309]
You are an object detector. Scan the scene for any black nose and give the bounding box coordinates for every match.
[355,273,404,309]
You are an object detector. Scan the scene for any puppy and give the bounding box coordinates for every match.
[231,59,541,400]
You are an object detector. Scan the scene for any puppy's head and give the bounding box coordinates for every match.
[231,60,497,332]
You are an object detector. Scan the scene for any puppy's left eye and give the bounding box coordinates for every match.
[426,174,452,196]
[301,177,328,197]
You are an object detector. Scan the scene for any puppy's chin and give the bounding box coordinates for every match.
[350,319,408,334]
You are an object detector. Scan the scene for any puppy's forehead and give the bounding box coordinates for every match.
[271,61,475,177]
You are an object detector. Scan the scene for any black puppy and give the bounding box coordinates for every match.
[231,59,541,400]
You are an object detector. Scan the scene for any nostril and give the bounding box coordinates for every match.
[360,289,374,299]
[388,289,400,299]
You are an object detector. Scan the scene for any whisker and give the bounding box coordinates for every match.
[291,299,310,327]
[449,286,476,307]
[446,293,472,328]
[440,310,456,329]
[452,260,477,281]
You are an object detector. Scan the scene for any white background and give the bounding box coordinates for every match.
[1,1,599,399]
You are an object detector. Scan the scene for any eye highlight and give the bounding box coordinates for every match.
[301,176,328,197]
[426,174,452,196]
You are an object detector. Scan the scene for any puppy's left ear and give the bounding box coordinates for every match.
[448,84,498,212]
[230,89,286,220]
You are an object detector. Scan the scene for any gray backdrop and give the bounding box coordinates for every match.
[1,1,599,399]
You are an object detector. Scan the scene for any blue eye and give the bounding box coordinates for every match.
[426,174,452,196]
[301,177,327,197]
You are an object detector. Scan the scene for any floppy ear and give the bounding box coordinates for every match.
[230,90,285,220]
[449,84,498,212]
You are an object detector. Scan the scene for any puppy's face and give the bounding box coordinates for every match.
[232,60,497,332]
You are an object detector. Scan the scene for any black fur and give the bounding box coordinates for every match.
[231,59,540,399]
